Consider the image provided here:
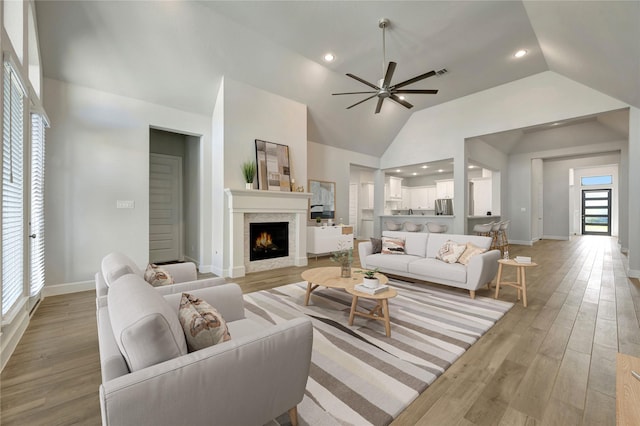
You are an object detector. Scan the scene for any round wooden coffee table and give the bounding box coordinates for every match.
[301,267,396,336]
[301,267,388,305]
[345,285,397,337]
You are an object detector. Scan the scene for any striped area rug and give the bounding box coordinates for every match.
[247,279,513,426]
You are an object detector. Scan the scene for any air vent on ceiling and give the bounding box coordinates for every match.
[436,68,448,76]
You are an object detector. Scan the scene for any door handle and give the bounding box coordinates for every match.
[29,234,36,239]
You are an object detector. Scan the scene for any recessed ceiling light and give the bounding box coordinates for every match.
[395,169,401,173]
[468,165,475,169]
[323,53,335,62]
[438,169,444,173]
[514,49,528,58]
[551,122,560,126]
[421,165,428,169]
[412,172,417,176]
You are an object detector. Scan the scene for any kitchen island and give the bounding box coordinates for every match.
[379,214,455,234]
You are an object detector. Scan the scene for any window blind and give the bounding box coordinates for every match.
[2,62,25,316]
[30,113,45,296]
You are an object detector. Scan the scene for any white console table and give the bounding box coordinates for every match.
[307,225,354,256]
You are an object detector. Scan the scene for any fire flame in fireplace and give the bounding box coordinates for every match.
[255,232,274,249]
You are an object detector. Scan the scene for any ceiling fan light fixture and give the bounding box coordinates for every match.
[514,49,528,58]
[323,53,335,62]
[332,18,438,114]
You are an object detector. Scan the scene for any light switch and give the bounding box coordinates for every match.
[117,200,135,209]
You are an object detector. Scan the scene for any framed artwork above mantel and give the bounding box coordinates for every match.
[255,139,291,192]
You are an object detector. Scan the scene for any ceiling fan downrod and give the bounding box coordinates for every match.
[379,18,389,81]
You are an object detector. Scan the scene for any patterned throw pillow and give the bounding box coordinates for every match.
[457,243,487,265]
[435,240,467,264]
[370,237,382,254]
[178,293,231,352]
[381,237,406,254]
[143,264,174,287]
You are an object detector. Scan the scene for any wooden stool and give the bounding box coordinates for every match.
[346,286,398,337]
[473,222,493,237]
[489,221,502,251]
[497,220,510,256]
[494,258,538,307]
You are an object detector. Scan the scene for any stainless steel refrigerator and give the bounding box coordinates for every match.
[434,198,453,215]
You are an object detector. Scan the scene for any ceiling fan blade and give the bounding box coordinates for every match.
[346,94,378,109]
[382,61,397,88]
[375,97,384,114]
[332,91,378,95]
[390,94,413,109]
[392,70,437,89]
[346,73,380,90]
[393,89,439,94]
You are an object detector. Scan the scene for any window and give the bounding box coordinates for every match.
[2,61,26,316]
[581,175,612,186]
[30,113,46,296]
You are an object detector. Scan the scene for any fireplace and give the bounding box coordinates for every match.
[249,222,289,261]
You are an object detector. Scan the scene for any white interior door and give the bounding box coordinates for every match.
[349,183,358,235]
[149,153,182,263]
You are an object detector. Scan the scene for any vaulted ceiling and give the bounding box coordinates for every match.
[35,1,640,156]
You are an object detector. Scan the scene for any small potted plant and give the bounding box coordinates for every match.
[316,217,322,226]
[331,243,353,278]
[241,160,256,190]
[358,268,380,288]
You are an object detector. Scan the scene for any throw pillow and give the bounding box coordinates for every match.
[457,243,487,265]
[381,236,406,254]
[435,240,466,264]
[179,293,231,352]
[370,237,382,254]
[144,263,174,287]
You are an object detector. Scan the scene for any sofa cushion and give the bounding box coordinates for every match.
[108,274,188,372]
[144,263,175,287]
[102,252,142,287]
[364,253,421,273]
[382,237,406,254]
[426,234,492,259]
[408,258,467,284]
[436,240,467,264]
[458,243,487,266]
[370,237,382,254]
[179,293,231,352]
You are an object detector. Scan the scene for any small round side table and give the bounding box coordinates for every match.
[494,258,538,307]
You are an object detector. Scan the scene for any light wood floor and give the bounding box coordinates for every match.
[1,236,639,425]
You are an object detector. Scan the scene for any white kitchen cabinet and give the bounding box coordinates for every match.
[387,176,403,200]
[408,186,436,210]
[436,179,454,199]
[307,226,354,255]
[401,187,411,209]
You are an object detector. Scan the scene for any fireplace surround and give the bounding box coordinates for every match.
[225,189,311,277]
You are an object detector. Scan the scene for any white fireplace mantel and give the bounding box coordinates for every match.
[224,189,312,278]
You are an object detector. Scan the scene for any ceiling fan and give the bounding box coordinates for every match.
[332,18,439,114]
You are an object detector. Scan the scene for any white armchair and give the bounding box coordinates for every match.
[95,252,226,299]
[97,276,313,426]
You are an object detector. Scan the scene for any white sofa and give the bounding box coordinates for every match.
[97,275,313,426]
[359,231,501,298]
[95,252,226,299]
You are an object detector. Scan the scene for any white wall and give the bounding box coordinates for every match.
[628,107,640,277]
[43,78,213,288]
[383,71,629,237]
[211,78,307,276]
[307,141,379,226]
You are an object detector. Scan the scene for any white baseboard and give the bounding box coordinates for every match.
[198,264,213,274]
[628,268,640,279]
[42,280,94,297]
[509,240,534,246]
[542,235,570,241]
[1,309,29,372]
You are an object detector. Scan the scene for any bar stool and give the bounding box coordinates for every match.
[426,222,448,233]
[489,221,503,251]
[473,222,493,237]
[497,220,510,256]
